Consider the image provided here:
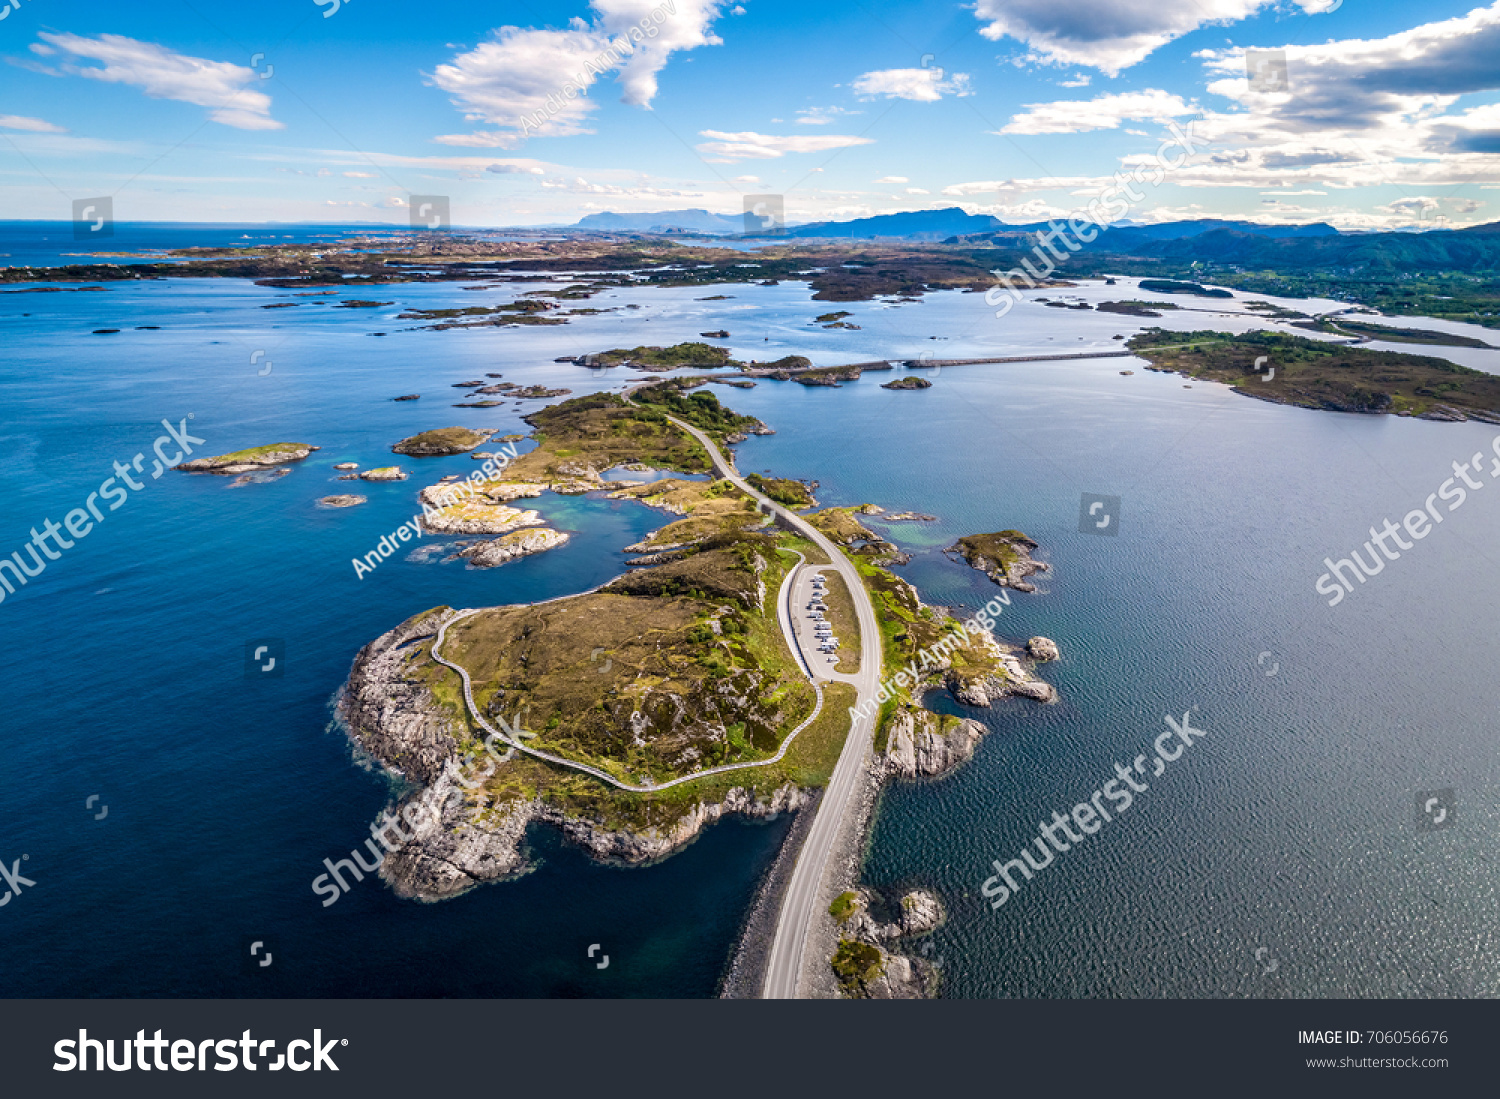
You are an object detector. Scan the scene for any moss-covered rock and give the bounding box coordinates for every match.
[392,427,494,456]
[174,443,319,473]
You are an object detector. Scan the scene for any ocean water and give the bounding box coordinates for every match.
[0,222,387,268]
[3,242,1499,997]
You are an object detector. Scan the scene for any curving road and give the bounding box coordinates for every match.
[661,416,882,1000]
[431,607,825,794]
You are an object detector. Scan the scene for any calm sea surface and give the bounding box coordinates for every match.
[3,227,1498,996]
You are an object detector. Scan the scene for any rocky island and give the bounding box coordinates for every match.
[947,530,1050,592]
[391,427,496,456]
[1127,329,1500,422]
[359,466,408,482]
[174,443,319,474]
[334,387,1058,1007]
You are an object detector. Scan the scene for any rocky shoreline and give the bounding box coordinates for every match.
[338,606,819,902]
[947,530,1050,593]
[730,563,1059,998]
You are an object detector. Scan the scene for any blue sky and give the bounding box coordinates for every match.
[2,0,1498,228]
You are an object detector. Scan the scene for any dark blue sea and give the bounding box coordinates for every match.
[3,226,1499,997]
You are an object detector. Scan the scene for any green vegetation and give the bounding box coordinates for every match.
[614,479,763,551]
[951,530,1034,575]
[829,891,859,923]
[1243,300,1307,320]
[1137,279,1233,298]
[746,473,816,508]
[1315,317,1493,348]
[596,341,733,368]
[203,443,312,464]
[174,442,317,471]
[506,393,713,479]
[606,531,778,605]
[758,354,813,372]
[398,299,566,328]
[631,384,762,438]
[785,363,867,386]
[831,939,884,991]
[432,529,807,783]
[852,559,1009,752]
[405,535,860,835]
[1097,300,1178,317]
[1127,328,1500,419]
[815,311,853,323]
[391,427,490,456]
[807,506,874,545]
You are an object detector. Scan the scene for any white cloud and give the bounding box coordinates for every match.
[343,171,376,178]
[595,0,725,108]
[904,187,930,194]
[1059,75,1091,88]
[875,175,908,183]
[486,161,548,175]
[0,114,66,133]
[796,105,860,125]
[850,68,972,102]
[1378,196,1440,217]
[431,21,606,145]
[941,175,1108,197]
[33,32,281,130]
[539,175,700,196]
[430,0,725,147]
[1000,90,1197,134]
[1176,3,1500,194]
[694,129,874,162]
[972,0,1292,76]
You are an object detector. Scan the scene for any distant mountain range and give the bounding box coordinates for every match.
[569,205,1500,273]
[783,207,1004,240]
[572,205,1343,244]
[1112,220,1500,272]
[574,209,747,233]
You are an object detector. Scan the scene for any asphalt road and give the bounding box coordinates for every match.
[662,415,882,999]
